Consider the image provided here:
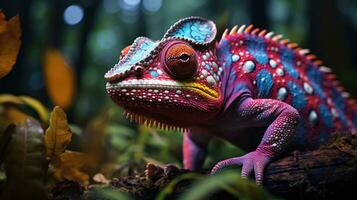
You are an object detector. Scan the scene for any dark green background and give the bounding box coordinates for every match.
[1,0,356,124]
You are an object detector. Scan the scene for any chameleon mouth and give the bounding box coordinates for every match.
[122,110,188,132]
[106,79,219,100]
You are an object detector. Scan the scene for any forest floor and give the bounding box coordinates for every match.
[50,134,357,200]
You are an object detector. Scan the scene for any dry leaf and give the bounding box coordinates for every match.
[44,106,72,160]
[0,106,33,126]
[52,150,95,185]
[0,11,21,79]
[44,48,75,109]
[0,105,32,137]
[93,173,110,184]
[0,11,7,33]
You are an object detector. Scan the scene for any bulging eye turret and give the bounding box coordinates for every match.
[164,42,198,80]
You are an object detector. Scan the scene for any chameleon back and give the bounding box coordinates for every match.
[217,25,357,148]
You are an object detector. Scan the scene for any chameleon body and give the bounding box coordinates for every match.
[105,17,357,184]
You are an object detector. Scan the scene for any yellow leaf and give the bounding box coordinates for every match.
[0,11,21,79]
[0,94,49,123]
[44,48,75,109]
[52,150,95,185]
[19,96,49,123]
[44,106,72,160]
[0,94,24,104]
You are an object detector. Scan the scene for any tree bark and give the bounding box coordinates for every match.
[264,136,357,199]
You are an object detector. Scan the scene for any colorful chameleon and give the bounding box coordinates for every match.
[105,17,357,184]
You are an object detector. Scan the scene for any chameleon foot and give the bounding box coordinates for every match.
[210,150,271,185]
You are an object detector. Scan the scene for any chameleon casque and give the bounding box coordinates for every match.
[105,17,357,184]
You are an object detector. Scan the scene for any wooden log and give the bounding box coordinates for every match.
[264,135,357,199]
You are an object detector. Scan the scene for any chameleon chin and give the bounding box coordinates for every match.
[105,16,357,184]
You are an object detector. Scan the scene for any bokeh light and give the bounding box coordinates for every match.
[119,0,141,11]
[63,5,84,25]
[143,0,162,13]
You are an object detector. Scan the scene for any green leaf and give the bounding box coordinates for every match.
[86,187,133,200]
[2,119,47,200]
[156,173,203,200]
[178,170,279,200]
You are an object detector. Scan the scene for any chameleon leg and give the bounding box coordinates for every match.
[183,128,211,170]
[211,98,300,184]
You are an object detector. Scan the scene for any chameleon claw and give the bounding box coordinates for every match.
[210,150,271,185]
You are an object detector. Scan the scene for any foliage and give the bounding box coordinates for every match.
[5,1,355,198]
[178,170,278,200]
[44,48,76,110]
[0,11,21,79]
[0,94,49,129]
[45,106,96,184]
[85,187,133,200]
[45,106,72,160]
[1,119,47,200]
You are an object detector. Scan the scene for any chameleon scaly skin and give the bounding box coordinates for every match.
[105,17,357,184]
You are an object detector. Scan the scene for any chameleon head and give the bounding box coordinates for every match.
[105,17,224,128]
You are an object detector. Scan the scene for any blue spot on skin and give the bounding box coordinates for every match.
[150,71,159,77]
[256,70,273,98]
[332,88,349,129]
[280,46,299,79]
[318,104,333,128]
[288,81,306,110]
[205,64,211,70]
[246,36,268,64]
[170,21,214,43]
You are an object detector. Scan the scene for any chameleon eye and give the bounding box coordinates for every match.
[164,43,198,80]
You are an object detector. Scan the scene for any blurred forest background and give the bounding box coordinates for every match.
[1,0,357,190]
[1,0,357,123]
[0,0,357,172]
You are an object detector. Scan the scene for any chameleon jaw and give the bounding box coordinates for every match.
[106,79,220,100]
[106,79,222,126]
[122,109,189,132]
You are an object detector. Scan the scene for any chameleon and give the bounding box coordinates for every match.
[105,16,357,184]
